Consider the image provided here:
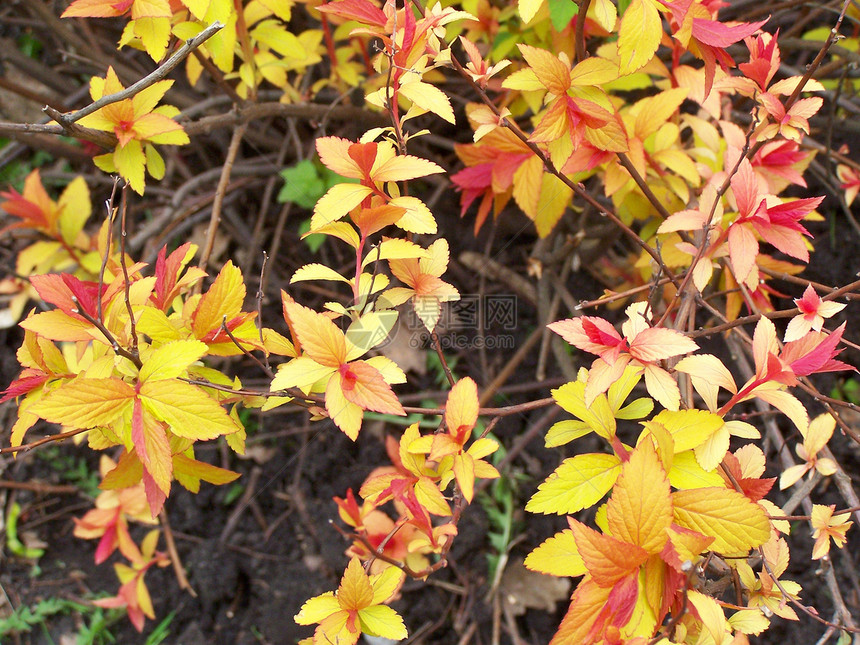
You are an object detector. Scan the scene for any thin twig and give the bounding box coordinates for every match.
[220,316,275,378]
[70,297,143,368]
[574,0,592,63]
[159,508,197,598]
[97,178,120,323]
[46,22,224,126]
[0,428,88,454]
[199,122,248,273]
[118,185,139,353]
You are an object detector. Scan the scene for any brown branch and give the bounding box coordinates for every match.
[0,428,88,454]
[48,22,224,127]
[159,508,197,598]
[430,330,456,387]
[118,185,139,353]
[574,0,591,63]
[198,122,248,273]
[70,297,143,369]
[219,315,275,378]
[180,101,388,136]
[0,119,116,149]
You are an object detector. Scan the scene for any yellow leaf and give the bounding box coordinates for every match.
[372,155,445,183]
[453,452,476,502]
[256,0,291,20]
[133,16,171,61]
[398,80,455,124]
[804,413,835,456]
[145,144,165,180]
[136,308,181,344]
[139,340,208,382]
[283,298,347,367]
[650,409,724,453]
[618,0,663,75]
[642,364,681,411]
[664,524,713,570]
[32,378,135,428]
[518,0,544,23]
[512,155,542,220]
[361,238,427,267]
[173,453,240,491]
[754,386,808,433]
[552,380,616,440]
[570,57,619,87]
[325,372,364,439]
[140,379,239,440]
[388,196,437,234]
[130,0,171,19]
[672,488,770,554]
[633,88,688,139]
[181,0,209,19]
[606,442,672,554]
[502,68,544,92]
[310,183,374,231]
[526,453,621,514]
[358,605,408,640]
[19,309,94,342]
[445,377,479,437]
[674,354,737,412]
[251,20,305,58]
[310,221,360,249]
[728,609,770,635]
[291,263,351,284]
[545,419,591,447]
[193,260,245,337]
[271,357,335,391]
[524,529,587,577]
[534,172,572,237]
[415,477,451,516]
[113,140,146,195]
[57,176,91,246]
[687,591,728,644]
[589,0,617,31]
[693,422,730,471]
[519,45,570,95]
[667,450,724,489]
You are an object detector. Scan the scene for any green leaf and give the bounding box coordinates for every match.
[297,218,326,252]
[278,160,325,209]
[548,0,577,31]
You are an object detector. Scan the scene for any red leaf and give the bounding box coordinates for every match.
[318,0,387,26]
[1,370,48,403]
[691,17,768,49]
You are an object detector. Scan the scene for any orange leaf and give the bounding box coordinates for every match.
[569,519,648,587]
[131,399,172,505]
[445,377,479,442]
[283,297,347,367]
[551,577,613,645]
[192,261,246,338]
[339,361,404,416]
[518,45,570,95]
[606,442,672,554]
